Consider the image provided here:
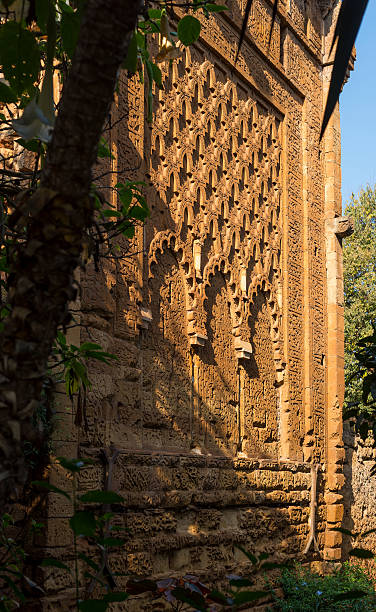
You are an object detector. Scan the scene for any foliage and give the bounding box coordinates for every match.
[123,555,376,611]
[343,186,376,415]
[271,563,376,611]
[0,0,369,607]
[22,376,54,469]
[33,457,130,612]
[2,508,376,612]
[0,513,44,611]
[125,549,286,610]
[52,331,117,399]
[344,322,376,442]
[0,0,229,475]
[93,180,149,243]
[0,0,228,290]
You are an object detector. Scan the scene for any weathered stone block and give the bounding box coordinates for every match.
[326,504,344,523]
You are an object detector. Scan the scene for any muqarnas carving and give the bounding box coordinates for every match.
[143,49,285,458]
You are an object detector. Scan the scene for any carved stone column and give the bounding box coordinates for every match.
[322,3,353,559]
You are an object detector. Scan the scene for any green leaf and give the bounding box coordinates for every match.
[0,22,40,95]
[65,368,79,396]
[98,537,126,547]
[229,577,254,587]
[208,590,233,605]
[118,189,133,209]
[56,330,67,345]
[260,561,289,570]
[234,591,267,604]
[70,511,97,537]
[349,547,374,559]
[123,31,138,74]
[148,8,162,19]
[57,457,92,472]
[84,351,117,364]
[41,558,71,571]
[235,545,258,565]
[36,0,49,32]
[104,593,128,602]
[78,553,100,571]
[151,62,162,89]
[102,210,121,219]
[122,226,135,238]
[145,58,154,123]
[32,480,71,500]
[171,587,206,611]
[16,138,40,153]
[61,10,81,59]
[79,491,124,504]
[0,81,17,103]
[58,0,75,13]
[79,342,102,351]
[177,15,201,45]
[135,31,146,50]
[23,575,45,594]
[97,138,114,159]
[332,590,368,602]
[0,574,25,601]
[110,525,130,533]
[206,3,228,11]
[78,601,107,612]
[70,360,90,387]
[129,205,149,221]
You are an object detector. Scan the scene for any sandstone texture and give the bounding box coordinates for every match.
[45,0,352,605]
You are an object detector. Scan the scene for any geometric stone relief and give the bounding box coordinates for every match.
[142,46,286,458]
[142,250,192,452]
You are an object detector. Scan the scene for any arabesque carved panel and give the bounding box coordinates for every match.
[142,46,285,456]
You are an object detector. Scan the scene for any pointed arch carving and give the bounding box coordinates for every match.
[143,50,286,457]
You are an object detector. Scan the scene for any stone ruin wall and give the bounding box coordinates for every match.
[44,0,349,606]
[343,424,376,564]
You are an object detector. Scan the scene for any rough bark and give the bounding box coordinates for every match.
[0,0,142,500]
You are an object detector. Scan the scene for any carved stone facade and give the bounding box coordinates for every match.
[343,424,376,561]
[47,0,349,604]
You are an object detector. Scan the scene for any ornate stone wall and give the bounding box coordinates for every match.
[46,0,348,602]
[343,424,376,561]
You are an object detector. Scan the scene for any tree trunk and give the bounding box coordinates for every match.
[0,0,142,500]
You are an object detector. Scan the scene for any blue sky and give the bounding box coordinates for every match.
[340,1,376,207]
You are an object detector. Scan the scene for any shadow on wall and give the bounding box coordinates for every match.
[45,54,324,602]
[343,421,376,569]
[74,238,320,588]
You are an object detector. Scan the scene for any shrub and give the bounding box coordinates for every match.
[272,562,376,611]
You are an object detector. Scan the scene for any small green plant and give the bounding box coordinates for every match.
[33,457,129,612]
[271,563,376,611]
[52,331,117,399]
[93,180,149,243]
[125,548,283,611]
[0,513,44,611]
